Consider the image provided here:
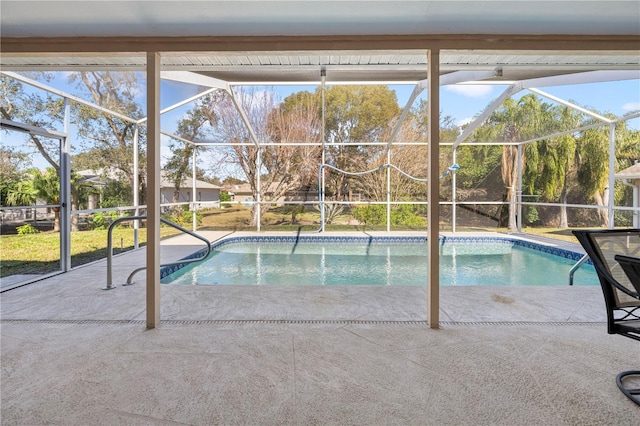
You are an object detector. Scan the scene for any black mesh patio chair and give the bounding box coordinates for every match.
[615,254,640,294]
[573,229,640,406]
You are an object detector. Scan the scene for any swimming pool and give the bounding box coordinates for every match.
[161,236,599,287]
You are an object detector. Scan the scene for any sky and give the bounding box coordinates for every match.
[160,78,640,130]
[153,77,639,178]
[3,72,639,175]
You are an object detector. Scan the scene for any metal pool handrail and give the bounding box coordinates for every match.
[104,215,211,290]
[569,253,590,286]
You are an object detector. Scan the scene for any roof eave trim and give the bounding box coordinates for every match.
[3,34,640,54]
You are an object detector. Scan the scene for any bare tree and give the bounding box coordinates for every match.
[204,88,322,226]
[356,115,428,202]
[266,91,322,194]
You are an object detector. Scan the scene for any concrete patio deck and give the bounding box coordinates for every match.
[2,231,639,424]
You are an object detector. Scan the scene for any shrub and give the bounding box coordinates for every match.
[16,223,39,235]
[162,206,202,228]
[100,179,133,208]
[314,203,344,224]
[90,211,121,230]
[352,203,426,228]
[524,205,540,225]
[282,205,305,224]
[391,204,426,227]
[352,204,386,226]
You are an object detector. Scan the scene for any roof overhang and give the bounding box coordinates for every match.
[2,2,638,85]
[2,49,639,85]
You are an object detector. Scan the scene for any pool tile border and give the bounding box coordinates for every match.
[160,235,588,280]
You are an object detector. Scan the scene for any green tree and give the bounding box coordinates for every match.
[475,94,554,230]
[525,104,582,228]
[164,93,223,213]
[31,168,61,231]
[100,179,132,208]
[615,125,640,226]
[5,178,38,207]
[576,126,610,226]
[320,85,401,200]
[576,118,640,227]
[2,72,144,215]
[0,146,32,206]
[26,167,93,231]
[222,176,246,186]
[70,71,146,196]
[1,73,64,173]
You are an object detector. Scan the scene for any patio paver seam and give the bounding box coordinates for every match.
[0,318,607,326]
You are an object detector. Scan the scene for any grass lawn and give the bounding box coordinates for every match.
[519,227,583,243]
[199,205,396,232]
[198,205,331,230]
[198,206,585,244]
[0,226,179,278]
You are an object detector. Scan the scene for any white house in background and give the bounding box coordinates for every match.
[76,169,107,210]
[160,173,221,208]
[77,169,221,208]
[223,183,319,207]
[615,160,640,228]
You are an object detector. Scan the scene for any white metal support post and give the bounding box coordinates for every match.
[320,174,325,232]
[427,49,440,329]
[452,148,457,233]
[256,155,261,232]
[321,69,326,232]
[60,98,71,272]
[133,125,140,248]
[255,154,262,232]
[146,52,162,329]
[633,184,639,228]
[192,148,197,232]
[608,123,616,229]
[387,149,391,232]
[517,144,523,233]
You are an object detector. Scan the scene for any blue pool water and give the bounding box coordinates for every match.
[161,237,599,287]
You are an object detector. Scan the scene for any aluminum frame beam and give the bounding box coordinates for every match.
[520,70,640,89]
[161,71,230,91]
[387,70,498,147]
[1,71,139,123]
[228,86,261,148]
[387,79,427,146]
[527,87,613,123]
[162,71,261,147]
[452,83,523,149]
[0,118,67,139]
